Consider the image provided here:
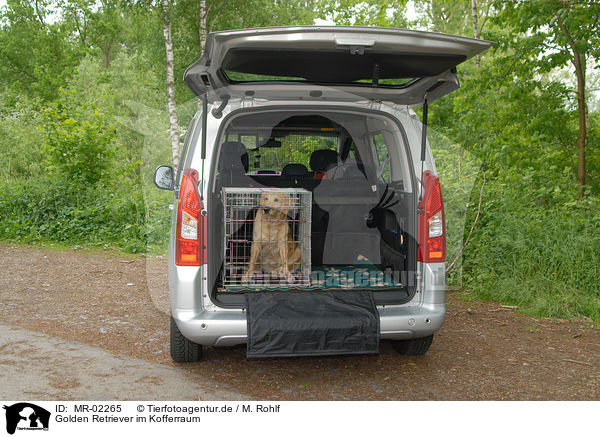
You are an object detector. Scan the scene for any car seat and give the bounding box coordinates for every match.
[309,149,339,179]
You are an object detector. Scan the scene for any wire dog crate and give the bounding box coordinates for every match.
[222,188,312,288]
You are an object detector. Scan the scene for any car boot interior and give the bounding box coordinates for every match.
[207,110,417,308]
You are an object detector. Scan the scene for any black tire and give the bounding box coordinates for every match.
[170,316,203,362]
[391,334,434,356]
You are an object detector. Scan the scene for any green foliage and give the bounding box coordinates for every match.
[461,168,600,322]
[0,177,148,252]
[0,47,172,253]
[317,0,407,26]
[0,0,82,100]
[41,89,118,184]
[495,0,600,70]
[412,0,473,34]
[0,95,45,180]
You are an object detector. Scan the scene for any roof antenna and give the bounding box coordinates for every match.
[419,97,428,201]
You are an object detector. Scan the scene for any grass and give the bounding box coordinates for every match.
[0,240,144,260]
[460,177,600,324]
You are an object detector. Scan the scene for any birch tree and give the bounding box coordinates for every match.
[470,0,480,67]
[197,0,207,110]
[160,0,181,167]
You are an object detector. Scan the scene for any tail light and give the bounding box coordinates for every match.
[418,170,446,263]
[175,169,207,266]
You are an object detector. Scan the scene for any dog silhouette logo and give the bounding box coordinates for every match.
[2,403,50,435]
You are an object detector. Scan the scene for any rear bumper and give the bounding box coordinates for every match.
[172,302,446,346]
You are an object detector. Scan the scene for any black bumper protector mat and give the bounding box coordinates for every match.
[245,291,380,358]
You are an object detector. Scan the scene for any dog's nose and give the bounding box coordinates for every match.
[263,207,271,214]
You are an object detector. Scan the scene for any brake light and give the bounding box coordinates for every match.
[176,169,207,266]
[418,170,446,263]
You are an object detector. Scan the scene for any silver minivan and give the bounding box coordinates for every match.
[154,26,491,361]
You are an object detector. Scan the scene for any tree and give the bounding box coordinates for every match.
[317,0,402,26]
[471,0,480,67]
[497,0,600,197]
[91,0,126,68]
[160,0,180,167]
[413,0,471,34]
[0,0,80,100]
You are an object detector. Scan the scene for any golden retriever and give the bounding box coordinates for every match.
[242,192,302,283]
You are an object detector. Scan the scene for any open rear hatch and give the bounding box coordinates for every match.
[184,26,493,105]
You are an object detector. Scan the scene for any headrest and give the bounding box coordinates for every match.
[281,163,309,177]
[309,149,339,172]
[220,141,249,173]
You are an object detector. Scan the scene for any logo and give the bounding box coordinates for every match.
[2,403,50,435]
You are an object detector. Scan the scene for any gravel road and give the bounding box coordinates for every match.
[0,243,598,400]
[0,323,247,400]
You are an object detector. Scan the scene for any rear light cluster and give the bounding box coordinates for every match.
[176,169,207,266]
[418,170,446,263]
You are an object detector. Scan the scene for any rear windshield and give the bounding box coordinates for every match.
[221,49,465,88]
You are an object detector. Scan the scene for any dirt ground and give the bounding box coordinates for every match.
[0,242,598,400]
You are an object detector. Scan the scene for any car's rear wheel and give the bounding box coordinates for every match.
[170,316,203,362]
[391,334,433,356]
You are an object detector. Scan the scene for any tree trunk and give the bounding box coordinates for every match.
[161,0,181,168]
[556,13,588,197]
[197,0,208,111]
[471,0,481,67]
[103,41,112,69]
[199,0,207,52]
[429,0,441,32]
[573,51,587,197]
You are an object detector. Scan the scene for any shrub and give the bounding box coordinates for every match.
[0,178,149,252]
[41,89,118,185]
[461,168,600,322]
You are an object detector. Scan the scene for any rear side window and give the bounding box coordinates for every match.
[373,133,391,183]
[176,113,201,185]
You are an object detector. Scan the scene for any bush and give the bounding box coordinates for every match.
[0,52,175,254]
[41,89,117,185]
[462,168,600,322]
[0,178,150,253]
[0,95,45,180]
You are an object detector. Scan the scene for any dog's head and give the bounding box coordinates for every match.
[259,192,292,217]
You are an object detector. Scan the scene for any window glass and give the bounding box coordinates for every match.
[373,133,391,183]
[176,113,200,185]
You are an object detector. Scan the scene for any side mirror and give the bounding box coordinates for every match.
[154,165,175,190]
